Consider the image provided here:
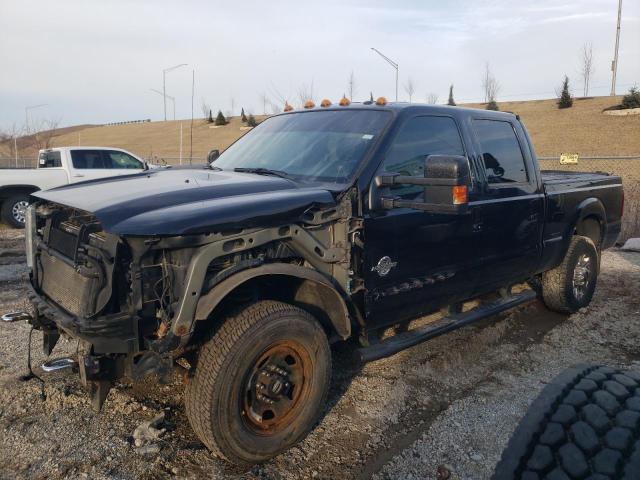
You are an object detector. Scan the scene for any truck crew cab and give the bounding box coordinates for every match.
[23,100,623,466]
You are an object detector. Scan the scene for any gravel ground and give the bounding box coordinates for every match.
[1,224,639,480]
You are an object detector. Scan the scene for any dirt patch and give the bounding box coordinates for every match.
[1,225,639,479]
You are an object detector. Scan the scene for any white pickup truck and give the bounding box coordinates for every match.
[0,146,150,227]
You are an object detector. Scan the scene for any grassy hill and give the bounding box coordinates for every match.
[51,116,267,164]
[3,95,637,165]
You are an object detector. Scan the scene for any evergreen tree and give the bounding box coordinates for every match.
[447,85,456,106]
[207,109,214,123]
[240,108,247,122]
[621,86,640,109]
[558,76,573,109]
[486,100,499,111]
[247,114,258,127]
[215,110,228,126]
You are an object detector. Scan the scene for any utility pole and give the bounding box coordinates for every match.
[370,48,399,101]
[610,0,622,96]
[162,63,187,120]
[190,69,194,164]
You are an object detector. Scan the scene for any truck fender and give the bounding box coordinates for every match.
[0,184,40,200]
[570,197,606,242]
[194,263,352,339]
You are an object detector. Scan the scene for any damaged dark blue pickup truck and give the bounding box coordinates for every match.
[24,101,623,466]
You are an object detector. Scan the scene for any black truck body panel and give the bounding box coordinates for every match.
[26,103,623,380]
[35,169,336,235]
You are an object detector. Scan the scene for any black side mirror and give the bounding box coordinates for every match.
[207,149,220,163]
[375,155,470,214]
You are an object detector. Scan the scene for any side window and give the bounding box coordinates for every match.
[105,151,143,169]
[71,150,107,169]
[473,119,528,184]
[383,116,465,200]
[38,151,61,168]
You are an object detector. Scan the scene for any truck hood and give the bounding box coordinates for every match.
[34,168,337,236]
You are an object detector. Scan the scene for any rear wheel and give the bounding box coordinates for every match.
[185,300,331,466]
[1,194,30,228]
[541,236,599,314]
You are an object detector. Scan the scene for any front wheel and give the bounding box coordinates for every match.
[541,235,599,314]
[1,194,30,228]
[185,300,331,466]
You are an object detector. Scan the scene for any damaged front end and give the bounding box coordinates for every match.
[26,202,176,410]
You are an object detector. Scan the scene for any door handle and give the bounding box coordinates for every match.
[73,174,85,178]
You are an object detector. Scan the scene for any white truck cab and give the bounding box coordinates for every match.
[1,147,149,227]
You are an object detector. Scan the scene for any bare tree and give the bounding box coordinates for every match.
[297,80,315,106]
[426,93,439,104]
[347,71,357,101]
[268,100,282,115]
[404,77,416,102]
[28,118,61,150]
[200,98,210,119]
[580,42,595,97]
[481,62,501,103]
[259,92,270,115]
[0,123,23,160]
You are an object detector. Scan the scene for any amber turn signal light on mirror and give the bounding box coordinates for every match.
[452,185,468,205]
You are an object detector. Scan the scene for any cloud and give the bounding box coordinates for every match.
[0,0,638,129]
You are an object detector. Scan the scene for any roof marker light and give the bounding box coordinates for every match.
[376,96,387,106]
[303,100,315,109]
[339,96,351,106]
[320,99,332,107]
[284,102,293,112]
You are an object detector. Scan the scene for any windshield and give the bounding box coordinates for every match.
[213,110,391,183]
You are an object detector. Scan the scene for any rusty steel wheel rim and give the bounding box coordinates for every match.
[241,341,313,435]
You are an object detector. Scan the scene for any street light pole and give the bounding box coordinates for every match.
[162,63,188,120]
[25,103,48,131]
[610,0,623,96]
[371,48,399,101]
[151,89,176,120]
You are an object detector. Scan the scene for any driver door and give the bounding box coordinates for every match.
[363,115,481,328]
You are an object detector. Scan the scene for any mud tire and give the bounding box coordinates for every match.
[541,236,598,314]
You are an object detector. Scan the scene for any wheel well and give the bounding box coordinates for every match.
[192,274,352,344]
[0,185,40,202]
[575,215,603,248]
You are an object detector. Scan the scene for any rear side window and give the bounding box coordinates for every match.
[105,150,142,169]
[38,151,61,168]
[383,116,466,199]
[473,119,528,184]
[71,150,106,169]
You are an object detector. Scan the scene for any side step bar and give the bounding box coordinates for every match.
[358,289,537,362]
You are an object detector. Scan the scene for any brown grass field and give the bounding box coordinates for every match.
[1,95,637,163]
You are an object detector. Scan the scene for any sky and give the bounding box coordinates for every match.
[0,0,639,130]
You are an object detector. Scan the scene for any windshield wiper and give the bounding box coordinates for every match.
[207,164,223,171]
[233,167,295,180]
